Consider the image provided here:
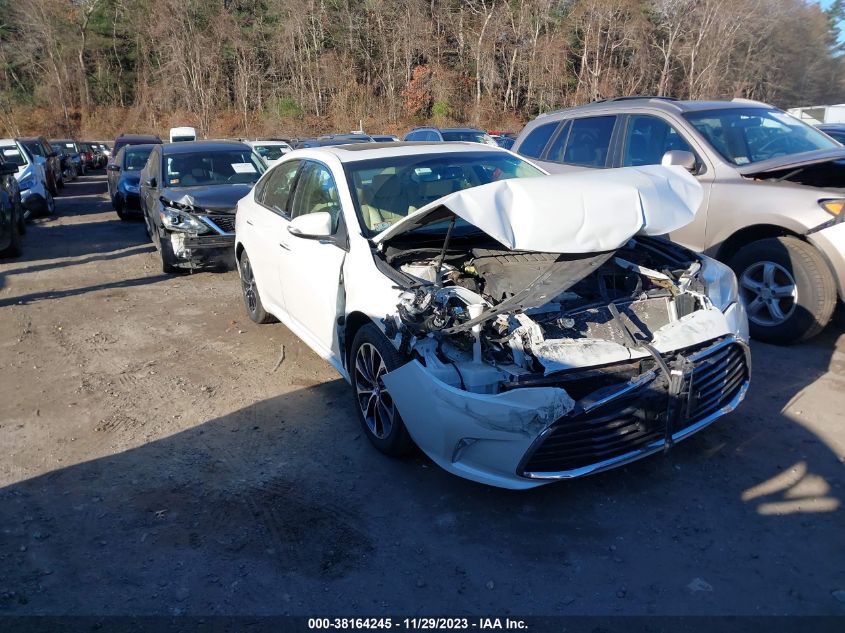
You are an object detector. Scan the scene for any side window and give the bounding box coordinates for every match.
[622,115,694,167]
[259,160,300,216]
[405,131,422,141]
[517,122,559,159]
[290,162,341,233]
[115,148,126,168]
[562,116,616,167]
[426,131,441,141]
[544,121,573,162]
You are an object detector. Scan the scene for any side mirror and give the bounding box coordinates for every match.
[661,150,697,172]
[144,176,156,188]
[288,211,333,239]
[35,155,46,165]
[108,164,121,172]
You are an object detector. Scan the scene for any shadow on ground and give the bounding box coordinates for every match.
[0,323,843,616]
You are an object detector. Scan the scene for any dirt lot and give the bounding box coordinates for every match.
[0,173,844,617]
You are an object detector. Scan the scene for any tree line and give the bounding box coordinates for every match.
[1,0,843,138]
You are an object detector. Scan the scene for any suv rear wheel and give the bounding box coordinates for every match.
[729,236,836,344]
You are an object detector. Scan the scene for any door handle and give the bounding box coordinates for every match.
[246,219,254,226]
[279,242,290,251]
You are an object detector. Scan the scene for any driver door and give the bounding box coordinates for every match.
[277,160,348,362]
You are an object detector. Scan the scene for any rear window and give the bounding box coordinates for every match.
[517,122,559,158]
[124,147,153,171]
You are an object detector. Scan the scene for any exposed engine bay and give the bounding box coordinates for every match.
[381,233,713,396]
[749,160,845,191]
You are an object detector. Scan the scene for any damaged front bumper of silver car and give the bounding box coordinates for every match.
[383,334,750,489]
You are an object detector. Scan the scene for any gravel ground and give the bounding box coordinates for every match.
[0,173,843,617]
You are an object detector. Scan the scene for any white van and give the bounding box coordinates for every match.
[169,127,197,143]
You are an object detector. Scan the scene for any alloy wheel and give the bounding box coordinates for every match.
[739,261,798,326]
[354,342,395,439]
[241,256,258,314]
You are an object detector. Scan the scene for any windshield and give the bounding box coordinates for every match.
[123,147,153,171]
[345,151,544,235]
[1,145,27,167]
[684,107,838,165]
[441,131,496,145]
[253,144,288,161]
[164,149,265,187]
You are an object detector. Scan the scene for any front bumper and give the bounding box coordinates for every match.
[383,336,750,489]
[123,191,141,211]
[21,190,47,214]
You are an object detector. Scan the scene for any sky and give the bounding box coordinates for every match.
[818,0,845,41]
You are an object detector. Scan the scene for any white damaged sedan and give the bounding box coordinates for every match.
[235,143,750,489]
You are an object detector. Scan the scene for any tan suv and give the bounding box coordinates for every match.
[513,97,845,344]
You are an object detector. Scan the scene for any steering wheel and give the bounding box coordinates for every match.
[756,135,795,157]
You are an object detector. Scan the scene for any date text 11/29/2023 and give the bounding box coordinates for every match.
[307,618,528,630]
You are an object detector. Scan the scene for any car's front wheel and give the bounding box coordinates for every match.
[730,236,836,344]
[42,189,55,216]
[350,323,414,456]
[238,250,275,324]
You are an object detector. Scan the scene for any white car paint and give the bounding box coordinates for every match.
[0,139,49,213]
[235,143,749,489]
[169,127,197,142]
[373,165,703,252]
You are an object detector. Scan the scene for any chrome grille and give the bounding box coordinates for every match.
[203,215,236,234]
[686,343,748,422]
[520,339,749,477]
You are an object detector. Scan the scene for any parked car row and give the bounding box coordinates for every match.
[0,134,111,260]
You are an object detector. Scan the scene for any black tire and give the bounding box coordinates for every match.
[238,250,275,324]
[350,323,414,457]
[0,210,23,258]
[114,196,129,221]
[729,236,836,344]
[159,232,181,274]
[42,189,55,217]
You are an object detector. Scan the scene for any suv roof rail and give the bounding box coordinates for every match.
[592,95,679,104]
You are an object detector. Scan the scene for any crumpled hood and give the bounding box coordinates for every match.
[736,147,845,176]
[162,184,252,213]
[373,165,703,252]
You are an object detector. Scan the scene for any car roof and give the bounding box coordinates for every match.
[290,141,510,163]
[535,97,775,119]
[116,134,161,141]
[0,138,20,145]
[161,139,250,153]
[122,143,156,152]
[412,126,485,133]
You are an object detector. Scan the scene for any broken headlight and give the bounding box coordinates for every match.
[159,201,209,233]
[699,255,738,311]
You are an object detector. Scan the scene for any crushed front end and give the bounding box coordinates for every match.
[379,235,751,489]
[158,197,237,269]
